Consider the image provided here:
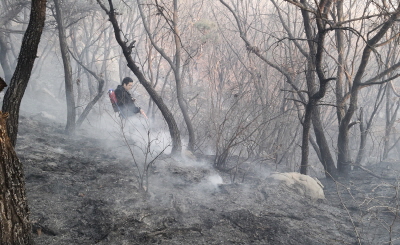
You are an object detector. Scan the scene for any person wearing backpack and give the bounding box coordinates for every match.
[114,77,147,119]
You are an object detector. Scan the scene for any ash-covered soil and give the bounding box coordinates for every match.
[14,114,400,245]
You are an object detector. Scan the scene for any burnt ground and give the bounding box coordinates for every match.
[13,114,400,245]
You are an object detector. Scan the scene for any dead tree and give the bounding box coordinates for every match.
[138,0,196,152]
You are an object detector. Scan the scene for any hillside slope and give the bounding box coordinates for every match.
[14,114,399,244]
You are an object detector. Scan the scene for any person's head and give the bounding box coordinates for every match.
[122,77,133,91]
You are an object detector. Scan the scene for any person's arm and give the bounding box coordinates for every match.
[131,102,148,119]
[133,104,143,114]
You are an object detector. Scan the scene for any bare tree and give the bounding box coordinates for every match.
[336,3,400,174]
[53,0,76,134]
[219,0,338,177]
[137,0,196,151]
[219,0,400,177]
[97,0,182,154]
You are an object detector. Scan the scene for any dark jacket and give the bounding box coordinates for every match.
[114,85,141,118]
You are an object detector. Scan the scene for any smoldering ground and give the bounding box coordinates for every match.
[3,91,400,244]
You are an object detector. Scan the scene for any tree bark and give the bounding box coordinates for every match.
[0,110,32,245]
[335,0,345,124]
[172,0,196,152]
[97,0,182,154]
[298,0,317,175]
[54,0,76,135]
[312,107,338,178]
[1,0,47,147]
[300,100,313,175]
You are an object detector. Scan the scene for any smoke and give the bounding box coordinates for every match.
[145,149,226,208]
[119,115,172,156]
[207,174,224,187]
[17,94,228,205]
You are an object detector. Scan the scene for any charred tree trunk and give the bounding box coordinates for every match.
[299,0,335,177]
[312,107,338,178]
[299,0,318,175]
[97,0,182,154]
[300,100,313,175]
[1,0,47,147]
[1,73,31,245]
[0,110,32,245]
[54,0,76,135]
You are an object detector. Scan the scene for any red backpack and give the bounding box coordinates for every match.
[108,89,119,112]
